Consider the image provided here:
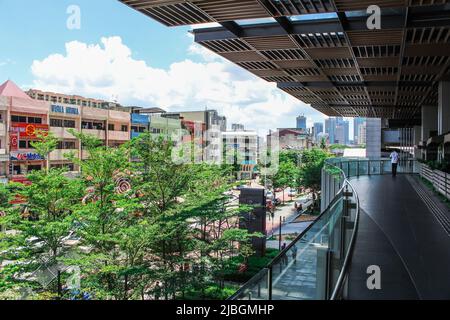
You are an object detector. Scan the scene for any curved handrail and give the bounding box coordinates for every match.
[330,179,360,300]
[323,158,361,300]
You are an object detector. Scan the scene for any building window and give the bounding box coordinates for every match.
[57,141,76,150]
[64,120,76,128]
[50,118,64,127]
[121,125,128,132]
[19,140,34,149]
[28,117,42,124]
[108,124,115,131]
[27,165,42,172]
[95,123,104,130]
[13,165,21,175]
[82,121,105,130]
[82,121,93,129]
[11,115,27,123]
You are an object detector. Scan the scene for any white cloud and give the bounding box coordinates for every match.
[0,59,14,67]
[30,36,326,134]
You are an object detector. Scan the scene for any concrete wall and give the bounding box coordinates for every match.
[422,105,438,141]
[366,118,382,159]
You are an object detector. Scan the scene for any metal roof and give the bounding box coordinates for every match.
[120,1,450,123]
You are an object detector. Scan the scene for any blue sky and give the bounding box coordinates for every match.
[0,0,333,134]
[0,0,193,83]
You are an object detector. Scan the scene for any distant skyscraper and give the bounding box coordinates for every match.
[326,117,350,145]
[313,122,324,142]
[354,118,366,145]
[296,115,307,131]
[358,123,367,145]
[325,118,336,144]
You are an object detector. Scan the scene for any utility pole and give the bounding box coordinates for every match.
[278,216,282,251]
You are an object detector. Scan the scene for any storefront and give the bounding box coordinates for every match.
[10,151,45,175]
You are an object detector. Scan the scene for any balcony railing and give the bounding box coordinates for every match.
[230,157,419,301]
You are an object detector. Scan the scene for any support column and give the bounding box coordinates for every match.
[438,81,450,135]
[413,125,422,160]
[422,105,438,141]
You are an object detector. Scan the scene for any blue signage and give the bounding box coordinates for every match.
[51,104,79,115]
[66,107,79,115]
[10,153,45,161]
[51,105,64,113]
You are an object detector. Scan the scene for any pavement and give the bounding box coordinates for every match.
[266,192,314,250]
[266,193,313,236]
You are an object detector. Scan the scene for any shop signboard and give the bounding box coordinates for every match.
[10,152,44,161]
[10,123,49,138]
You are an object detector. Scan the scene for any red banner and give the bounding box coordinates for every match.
[10,132,18,151]
[10,123,49,138]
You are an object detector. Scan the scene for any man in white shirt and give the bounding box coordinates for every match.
[390,150,399,177]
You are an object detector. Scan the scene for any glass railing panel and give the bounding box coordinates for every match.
[328,184,358,295]
[369,160,381,175]
[348,161,358,177]
[270,197,343,300]
[382,159,391,174]
[230,268,270,300]
[359,160,369,176]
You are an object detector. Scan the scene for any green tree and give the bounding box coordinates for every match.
[130,133,218,300]
[0,169,84,298]
[66,129,137,299]
[269,151,300,204]
[298,148,332,210]
[31,130,59,172]
[180,164,257,297]
[319,136,328,150]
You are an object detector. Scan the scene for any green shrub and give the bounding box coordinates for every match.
[183,284,238,300]
[221,248,280,283]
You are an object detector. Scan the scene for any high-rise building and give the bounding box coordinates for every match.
[358,123,367,145]
[354,118,366,145]
[326,117,350,145]
[325,118,336,144]
[296,115,307,131]
[313,122,324,142]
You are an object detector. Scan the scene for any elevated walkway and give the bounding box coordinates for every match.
[348,175,450,300]
[230,159,450,300]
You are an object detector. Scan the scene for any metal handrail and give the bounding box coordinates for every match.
[330,179,360,300]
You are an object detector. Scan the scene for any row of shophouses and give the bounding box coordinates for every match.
[0,80,258,183]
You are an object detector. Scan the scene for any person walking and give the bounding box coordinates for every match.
[390,150,399,177]
[291,245,298,265]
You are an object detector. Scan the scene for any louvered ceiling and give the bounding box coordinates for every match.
[120,0,450,123]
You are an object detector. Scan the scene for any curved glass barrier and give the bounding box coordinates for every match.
[230,158,418,301]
